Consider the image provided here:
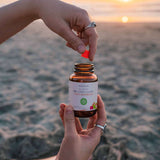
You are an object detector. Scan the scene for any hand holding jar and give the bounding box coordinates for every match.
[56,95,107,160]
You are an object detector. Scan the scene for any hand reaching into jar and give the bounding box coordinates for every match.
[0,0,98,61]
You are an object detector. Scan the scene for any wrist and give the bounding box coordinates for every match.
[23,0,40,20]
[31,0,60,20]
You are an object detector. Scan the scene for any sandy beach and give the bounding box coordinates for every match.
[0,21,160,160]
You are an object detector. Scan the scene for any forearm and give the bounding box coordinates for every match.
[0,0,38,44]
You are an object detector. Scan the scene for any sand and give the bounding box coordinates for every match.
[0,21,160,160]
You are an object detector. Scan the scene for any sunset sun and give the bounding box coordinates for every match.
[122,16,129,23]
[121,0,132,2]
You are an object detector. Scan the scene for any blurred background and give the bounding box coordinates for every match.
[0,0,160,160]
[64,0,160,23]
[1,0,160,22]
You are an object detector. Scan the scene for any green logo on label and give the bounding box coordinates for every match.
[80,98,87,105]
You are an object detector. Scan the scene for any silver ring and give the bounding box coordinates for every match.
[95,123,107,131]
[84,22,96,30]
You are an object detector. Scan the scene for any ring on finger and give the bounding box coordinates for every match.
[84,22,96,31]
[95,122,107,132]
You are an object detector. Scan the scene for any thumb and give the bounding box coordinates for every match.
[64,105,77,136]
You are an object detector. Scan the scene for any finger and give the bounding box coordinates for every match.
[89,95,107,137]
[59,108,64,124]
[77,33,89,46]
[60,104,82,133]
[96,95,107,126]
[64,105,77,136]
[75,117,83,133]
[60,103,65,111]
[66,37,88,49]
[81,38,89,46]
[96,95,106,126]
[59,103,65,126]
[87,113,97,129]
[57,22,86,54]
[85,28,98,61]
[66,42,75,50]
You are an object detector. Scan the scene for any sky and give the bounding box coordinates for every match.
[66,0,160,22]
[1,0,160,22]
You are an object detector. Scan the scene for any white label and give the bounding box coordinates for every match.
[69,81,98,111]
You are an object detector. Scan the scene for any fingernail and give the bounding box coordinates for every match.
[78,45,85,53]
[90,58,93,61]
[90,54,95,61]
[60,104,65,109]
[60,104,65,107]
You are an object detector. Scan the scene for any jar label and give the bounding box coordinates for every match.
[69,81,98,111]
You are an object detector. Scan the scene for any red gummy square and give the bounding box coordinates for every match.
[81,50,89,58]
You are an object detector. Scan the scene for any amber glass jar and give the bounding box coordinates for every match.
[69,63,98,118]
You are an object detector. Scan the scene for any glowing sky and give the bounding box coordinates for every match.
[1,0,160,22]
[68,0,160,22]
